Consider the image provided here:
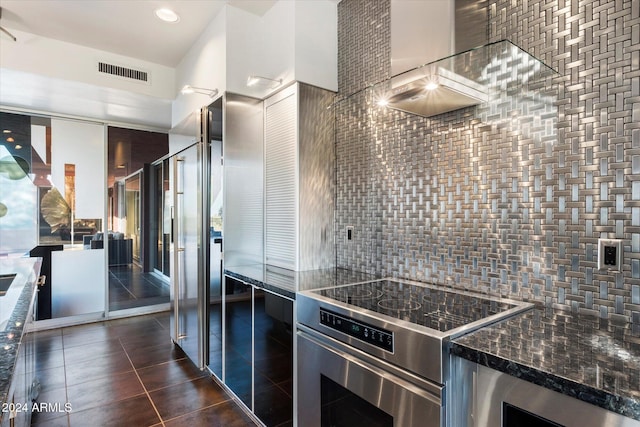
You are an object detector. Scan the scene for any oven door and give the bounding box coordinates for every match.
[297,327,443,427]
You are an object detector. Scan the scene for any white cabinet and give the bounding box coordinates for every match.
[264,83,335,271]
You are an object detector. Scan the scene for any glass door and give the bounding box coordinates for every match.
[152,159,171,278]
[166,108,215,370]
[124,173,141,263]
[170,142,203,365]
[106,125,170,313]
[207,98,223,378]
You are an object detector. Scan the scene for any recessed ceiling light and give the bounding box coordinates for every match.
[155,8,180,23]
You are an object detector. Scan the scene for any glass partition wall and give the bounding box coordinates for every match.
[0,111,174,323]
[107,127,169,313]
[0,111,106,322]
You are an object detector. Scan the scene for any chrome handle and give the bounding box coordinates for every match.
[172,155,187,341]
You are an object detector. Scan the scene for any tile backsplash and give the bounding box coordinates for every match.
[336,0,640,324]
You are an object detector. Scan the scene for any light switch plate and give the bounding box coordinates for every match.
[597,238,623,271]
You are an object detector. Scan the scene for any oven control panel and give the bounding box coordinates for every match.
[320,308,393,352]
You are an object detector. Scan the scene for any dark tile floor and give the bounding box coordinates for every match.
[28,312,258,427]
[109,264,170,311]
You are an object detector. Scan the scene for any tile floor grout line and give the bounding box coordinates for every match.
[59,328,72,427]
[110,273,139,301]
[32,313,258,426]
[159,399,236,425]
[119,336,166,427]
[152,315,166,331]
[134,363,206,394]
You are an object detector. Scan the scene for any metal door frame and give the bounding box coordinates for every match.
[170,108,210,369]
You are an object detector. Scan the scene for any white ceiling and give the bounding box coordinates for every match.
[0,0,228,67]
[0,0,277,129]
[0,0,279,67]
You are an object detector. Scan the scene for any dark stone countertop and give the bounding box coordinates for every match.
[451,306,640,421]
[228,265,640,420]
[0,257,41,417]
[224,264,380,299]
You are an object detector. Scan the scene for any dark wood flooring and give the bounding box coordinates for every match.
[28,312,258,427]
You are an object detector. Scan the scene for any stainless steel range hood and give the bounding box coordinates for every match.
[386,0,489,117]
[381,1,555,118]
[385,65,488,117]
[378,39,557,118]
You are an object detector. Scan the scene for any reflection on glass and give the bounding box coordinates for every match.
[0,145,38,254]
[64,163,75,214]
[107,126,170,313]
[125,174,141,263]
[321,375,393,427]
[224,277,253,409]
[152,159,171,277]
[40,187,70,237]
[254,290,294,426]
[208,98,223,379]
[38,186,102,246]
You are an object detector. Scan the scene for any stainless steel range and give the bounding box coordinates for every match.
[296,278,533,427]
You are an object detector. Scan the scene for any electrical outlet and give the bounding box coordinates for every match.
[346,226,354,242]
[598,238,623,271]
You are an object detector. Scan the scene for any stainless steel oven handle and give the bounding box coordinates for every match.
[298,325,442,403]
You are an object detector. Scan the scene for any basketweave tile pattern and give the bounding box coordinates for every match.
[336,0,640,324]
[337,0,390,95]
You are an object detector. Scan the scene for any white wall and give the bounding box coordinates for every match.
[226,1,295,99]
[0,29,173,129]
[173,0,337,111]
[0,29,175,99]
[294,0,338,91]
[172,8,227,128]
[169,110,199,156]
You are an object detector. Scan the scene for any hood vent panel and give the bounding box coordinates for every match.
[375,40,557,118]
[98,62,149,83]
[387,67,488,117]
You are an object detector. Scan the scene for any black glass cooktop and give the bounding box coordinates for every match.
[316,279,520,333]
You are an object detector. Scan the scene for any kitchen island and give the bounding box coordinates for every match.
[0,257,42,427]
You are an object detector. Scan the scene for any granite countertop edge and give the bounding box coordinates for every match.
[451,337,640,421]
[0,276,38,411]
[224,269,296,300]
[224,265,380,300]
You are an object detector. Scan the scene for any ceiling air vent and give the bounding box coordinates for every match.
[98,62,149,83]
